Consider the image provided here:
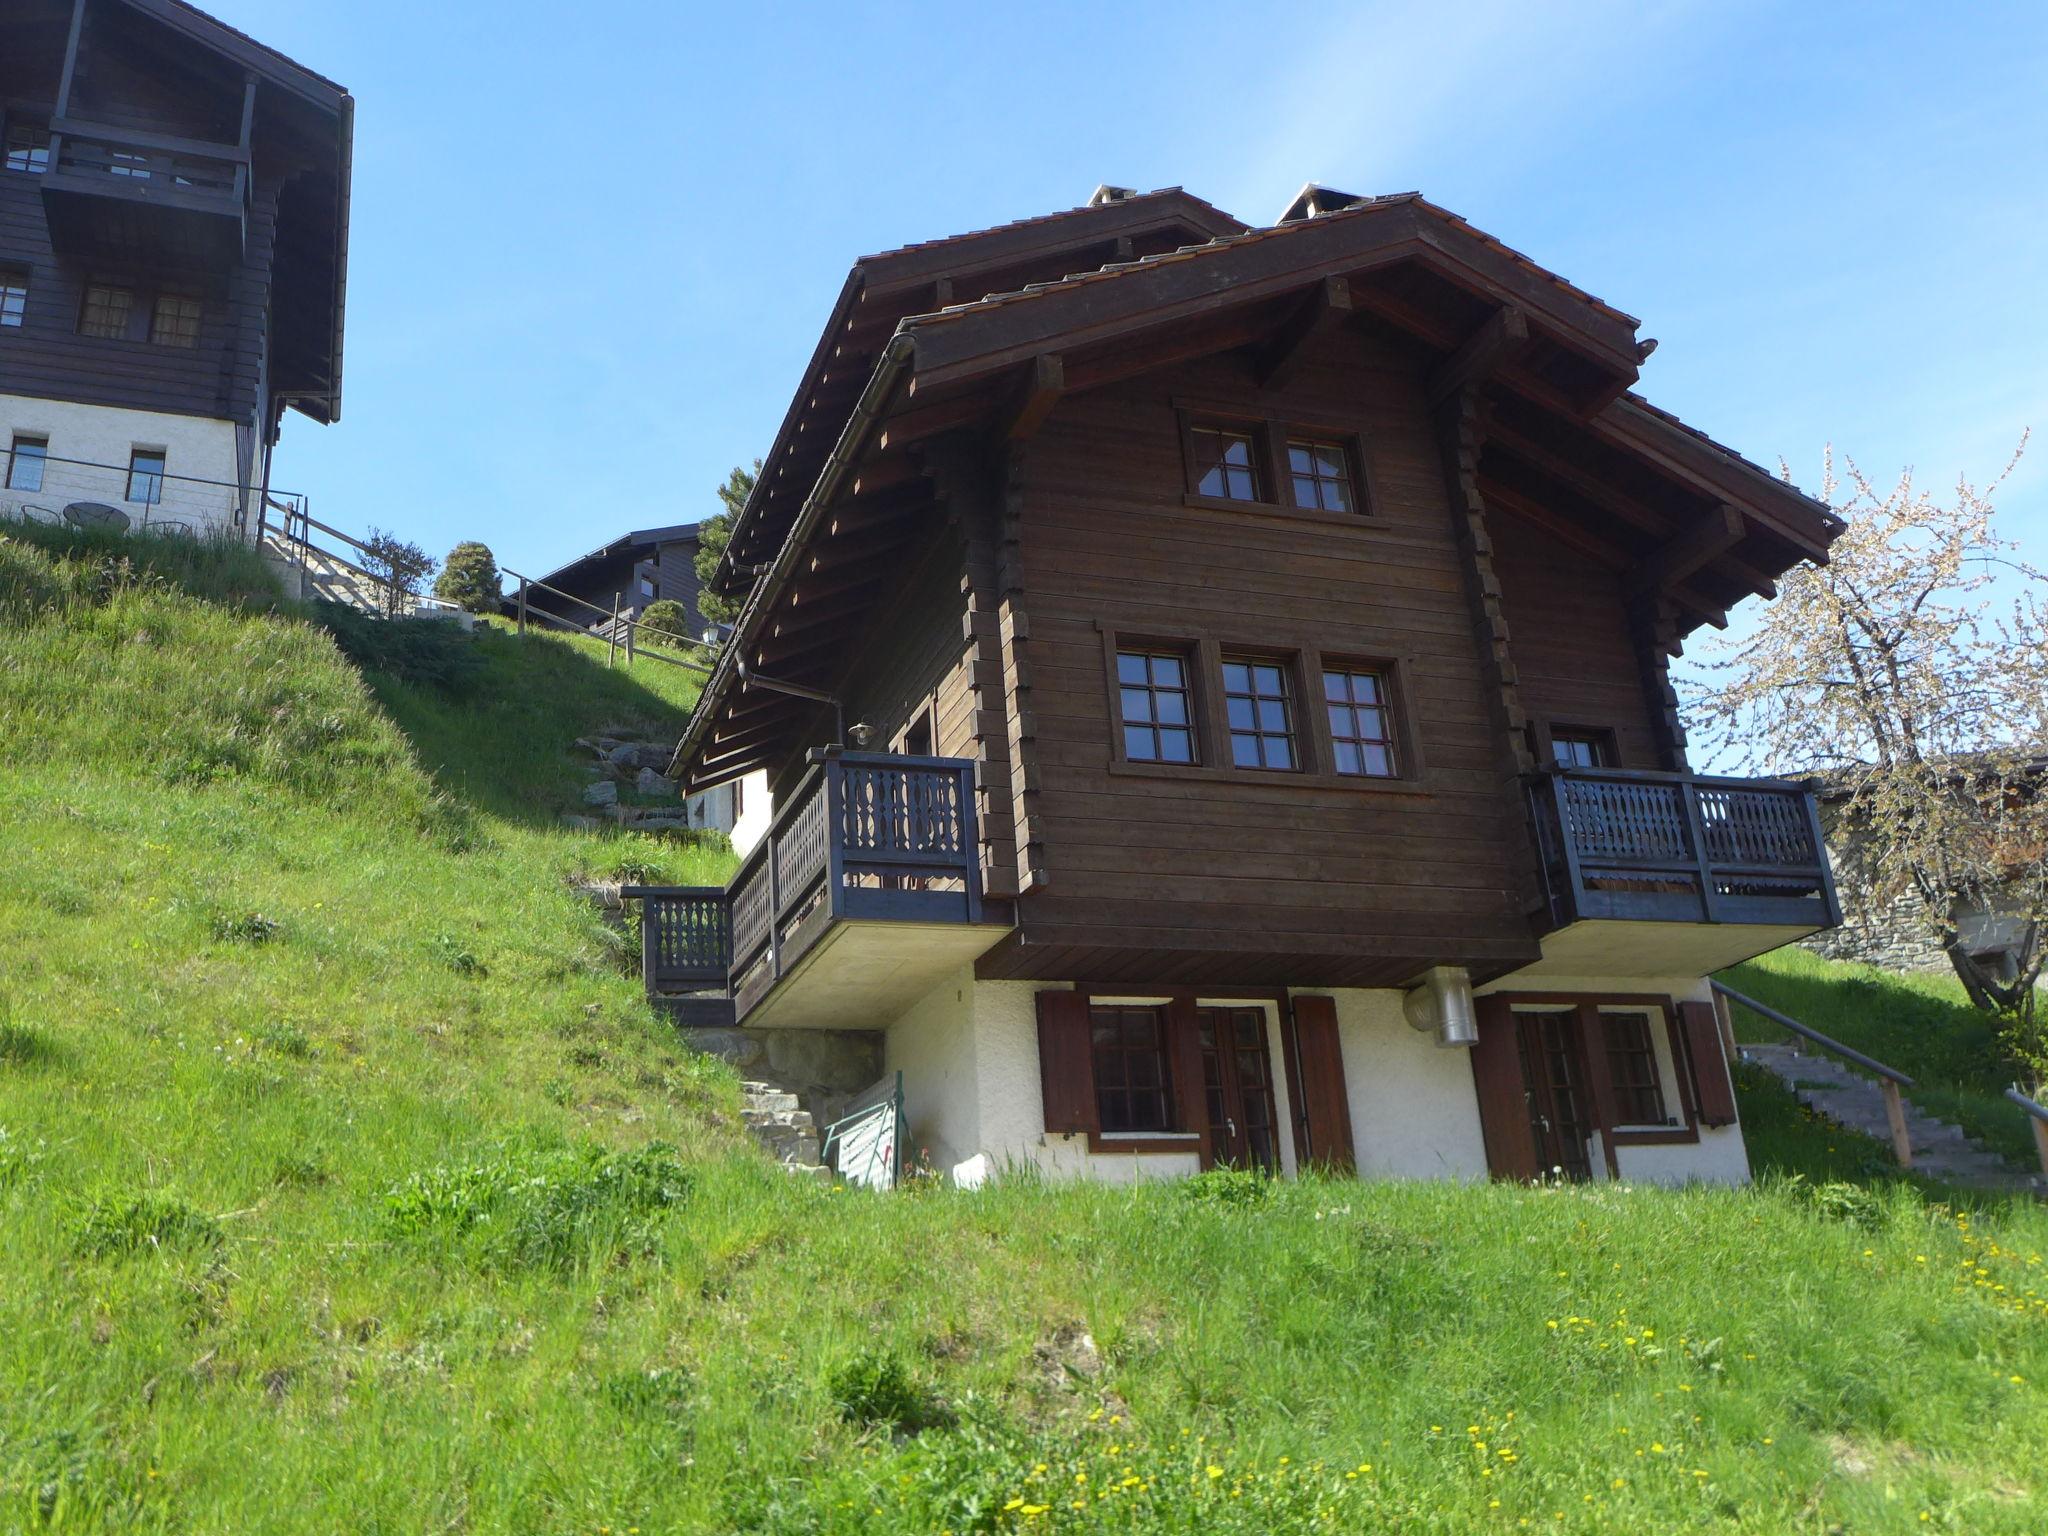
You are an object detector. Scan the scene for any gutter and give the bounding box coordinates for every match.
[670,330,918,784]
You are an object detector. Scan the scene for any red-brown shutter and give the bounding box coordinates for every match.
[1287,996,1356,1173]
[1469,995,1540,1180]
[1678,1001,1739,1126]
[1035,989,1096,1135]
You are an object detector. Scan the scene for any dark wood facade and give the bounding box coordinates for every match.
[0,0,350,494]
[521,523,710,636]
[672,186,1844,1000]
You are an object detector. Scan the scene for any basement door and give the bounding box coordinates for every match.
[1516,1010,1595,1181]
[1195,1006,1280,1171]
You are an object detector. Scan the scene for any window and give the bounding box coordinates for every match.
[4,122,50,174]
[79,284,134,340]
[1222,656,1297,770]
[1189,424,1261,501]
[1091,1005,1175,1133]
[1324,666,1398,777]
[126,449,165,505]
[108,150,151,179]
[1604,1011,1670,1125]
[1552,730,1612,769]
[0,266,25,328]
[1117,649,1196,764]
[1286,438,1355,513]
[6,435,47,493]
[149,293,202,349]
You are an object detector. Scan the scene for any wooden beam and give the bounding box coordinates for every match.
[876,392,993,452]
[1254,276,1353,389]
[1428,306,1529,406]
[1477,477,1630,569]
[996,354,1065,442]
[1632,503,1745,592]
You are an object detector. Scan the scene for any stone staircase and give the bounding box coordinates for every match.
[742,1081,830,1179]
[1742,1041,2041,1193]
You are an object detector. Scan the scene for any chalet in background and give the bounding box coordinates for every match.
[0,0,348,545]
[516,521,711,642]
[636,182,1846,1188]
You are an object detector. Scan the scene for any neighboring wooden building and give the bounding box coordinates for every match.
[518,522,709,638]
[641,183,1845,1188]
[0,0,350,537]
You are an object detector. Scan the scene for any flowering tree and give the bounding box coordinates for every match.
[1687,438,2048,1077]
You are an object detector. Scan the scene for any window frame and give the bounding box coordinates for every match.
[148,291,203,349]
[1175,401,1379,525]
[1283,434,1362,515]
[4,119,51,175]
[1540,723,1619,771]
[78,281,136,341]
[0,264,27,328]
[1219,650,1303,773]
[6,434,48,493]
[1112,642,1202,767]
[125,447,167,505]
[1494,993,1701,1172]
[1321,661,1403,780]
[1098,625,1427,791]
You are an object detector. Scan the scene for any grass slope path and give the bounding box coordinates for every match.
[2,523,2048,1533]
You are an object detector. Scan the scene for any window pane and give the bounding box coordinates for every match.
[1269,737,1296,770]
[1121,687,1154,723]
[1361,745,1393,776]
[1257,699,1287,732]
[1231,735,1260,768]
[1226,696,1255,730]
[1117,652,1148,685]
[1287,443,1314,474]
[1323,672,1348,702]
[1159,728,1193,763]
[1326,667,1397,777]
[7,437,47,493]
[1333,741,1361,775]
[1124,724,1156,761]
[1191,426,1261,501]
[1154,690,1187,726]
[1150,654,1183,687]
[1118,649,1196,765]
[1222,662,1249,693]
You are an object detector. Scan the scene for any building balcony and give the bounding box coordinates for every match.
[41,119,249,270]
[1521,767,1840,978]
[627,752,1009,1030]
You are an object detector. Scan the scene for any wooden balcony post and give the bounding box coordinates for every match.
[824,759,848,923]
[1880,1079,1914,1169]
[1677,778,1719,922]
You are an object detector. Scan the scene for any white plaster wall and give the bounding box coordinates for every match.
[883,965,981,1175]
[0,394,246,535]
[1475,972,1751,1187]
[729,770,771,857]
[1308,988,1491,1180]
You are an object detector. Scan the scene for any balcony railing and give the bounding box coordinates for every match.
[0,450,285,539]
[627,752,983,1022]
[1527,767,1839,930]
[42,119,250,266]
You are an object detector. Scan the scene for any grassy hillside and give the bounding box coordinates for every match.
[1722,948,2039,1170]
[3,525,2047,1533]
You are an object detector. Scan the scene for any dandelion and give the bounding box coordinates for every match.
[1206,1466,1224,1480]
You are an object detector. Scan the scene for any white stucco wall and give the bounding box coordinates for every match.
[729,770,771,857]
[884,966,982,1175]
[1305,988,1491,1180]
[0,394,247,535]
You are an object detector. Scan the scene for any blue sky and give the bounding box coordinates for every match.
[233,0,2047,580]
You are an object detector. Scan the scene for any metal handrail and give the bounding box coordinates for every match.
[2007,1086,2048,1123]
[9,449,304,501]
[500,564,714,675]
[1711,980,1913,1085]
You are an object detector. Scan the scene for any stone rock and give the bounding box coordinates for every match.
[636,766,677,796]
[582,780,619,807]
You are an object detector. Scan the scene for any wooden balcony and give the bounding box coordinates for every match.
[41,119,250,269]
[627,752,1008,1030]
[1521,767,1840,977]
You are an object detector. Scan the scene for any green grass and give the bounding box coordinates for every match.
[3,525,2047,1532]
[1720,947,2039,1170]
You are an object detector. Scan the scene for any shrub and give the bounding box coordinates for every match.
[828,1348,942,1433]
[384,1137,692,1273]
[1177,1166,1273,1208]
[637,599,694,648]
[73,1191,223,1257]
[433,541,503,614]
[359,529,436,618]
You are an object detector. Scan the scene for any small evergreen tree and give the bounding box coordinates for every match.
[433,541,502,613]
[692,461,758,630]
[637,598,692,648]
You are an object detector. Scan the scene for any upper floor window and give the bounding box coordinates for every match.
[1189,424,1261,501]
[0,266,26,328]
[149,293,202,349]
[126,449,166,505]
[1604,1010,1670,1125]
[79,283,134,340]
[1117,648,1196,764]
[4,122,50,174]
[1324,666,1398,777]
[1222,656,1298,770]
[1552,729,1613,770]
[1287,438,1355,513]
[6,435,47,493]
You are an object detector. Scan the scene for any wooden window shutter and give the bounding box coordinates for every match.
[1287,996,1356,1173]
[1468,995,1540,1180]
[1678,1001,1739,1127]
[1035,990,1096,1135]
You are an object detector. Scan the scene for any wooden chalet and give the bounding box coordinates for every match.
[1,0,348,538]
[638,183,1844,1187]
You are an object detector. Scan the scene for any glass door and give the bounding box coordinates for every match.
[1516,1010,1594,1180]
[1196,1006,1280,1170]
